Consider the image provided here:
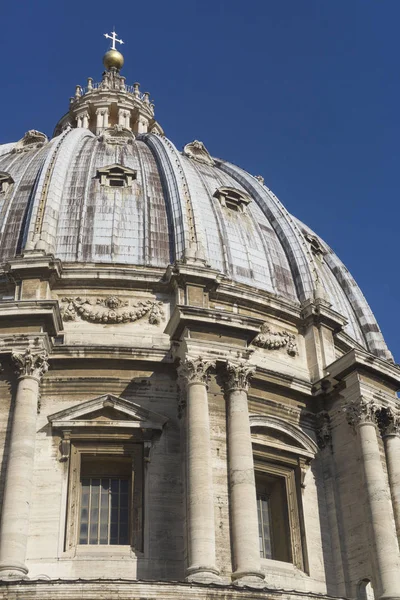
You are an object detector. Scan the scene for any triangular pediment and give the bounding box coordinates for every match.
[48,394,167,431]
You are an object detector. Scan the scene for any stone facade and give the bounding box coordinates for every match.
[0,36,399,600]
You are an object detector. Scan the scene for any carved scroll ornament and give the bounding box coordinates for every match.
[253,323,298,357]
[61,295,164,325]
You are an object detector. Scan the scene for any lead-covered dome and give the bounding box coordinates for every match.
[0,51,390,362]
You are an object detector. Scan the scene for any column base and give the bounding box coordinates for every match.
[186,565,221,584]
[0,561,28,580]
[232,570,265,587]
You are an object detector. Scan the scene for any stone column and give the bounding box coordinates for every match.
[223,361,264,585]
[178,357,220,583]
[376,407,400,542]
[95,108,103,134]
[82,111,89,129]
[346,398,400,600]
[103,108,109,129]
[0,348,48,579]
[118,108,125,127]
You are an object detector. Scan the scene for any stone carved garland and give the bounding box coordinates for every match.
[61,295,164,325]
[253,323,298,357]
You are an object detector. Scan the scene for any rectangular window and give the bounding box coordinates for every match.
[65,444,143,552]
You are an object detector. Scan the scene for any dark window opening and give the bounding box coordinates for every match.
[256,472,291,562]
[78,455,132,546]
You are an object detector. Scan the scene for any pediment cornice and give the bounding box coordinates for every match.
[48,393,168,431]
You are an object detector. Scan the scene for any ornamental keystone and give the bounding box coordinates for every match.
[177,356,215,386]
[223,361,255,393]
[12,348,49,382]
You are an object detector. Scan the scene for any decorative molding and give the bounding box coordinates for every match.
[183,140,214,166]
[98,126,136,146]
[0,171,14,194]
[12,130,48,154]
[253,323,298,357]
[177,356,215,386]
[48,393,168,432]
[213,186,252,214]
[304,233,325,260]
[249,414,318,456]
[375,406,400,437]
[95,163,137,186]
[315,411,332,450]
[12,348,49,382]
[223,361,255,393]
[344,397,377,430]
[60,296,164,325]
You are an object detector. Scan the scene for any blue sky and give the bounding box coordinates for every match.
[1,0,400,360]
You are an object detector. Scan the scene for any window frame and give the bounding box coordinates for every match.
[66,440,144,553]
[48,394,168,560]
[254,452,305,570]
[250,415,317,573]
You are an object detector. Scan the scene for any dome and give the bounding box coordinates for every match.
[0,126,390,360]
[1,34,400,597]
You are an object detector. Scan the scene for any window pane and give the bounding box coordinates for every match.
[79,475,130,546]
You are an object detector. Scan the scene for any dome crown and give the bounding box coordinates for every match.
[53,31,163,138]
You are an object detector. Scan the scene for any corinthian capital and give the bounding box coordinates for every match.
[345,397,377,430]
[177,356,215,386]
[223,361,255,393]
[12,348,49,382]
[375,406,400,437]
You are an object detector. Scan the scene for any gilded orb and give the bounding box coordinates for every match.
[103,49,124,71]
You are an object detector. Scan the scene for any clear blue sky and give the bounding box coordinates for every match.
[1,1,399,360]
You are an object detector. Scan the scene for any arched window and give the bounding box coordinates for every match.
[250,415,317,571]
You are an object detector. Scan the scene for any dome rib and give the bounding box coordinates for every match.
[142,134,206,263]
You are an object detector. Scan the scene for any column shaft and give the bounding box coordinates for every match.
[0,348,48,579]
[228,388,262,580]
[0,376,39,577]
[224,362,263,584]
[384,434,400,541]
[186,381,218,579]
[178,356,219,583]
[358,421,400,599]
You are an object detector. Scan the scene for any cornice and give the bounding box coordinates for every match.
[3,254,62,281]
[323,348,400,390]
[49,344,172,363]
[165,304,264,342]
[0,300,63,336]
[300,298,347,333]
